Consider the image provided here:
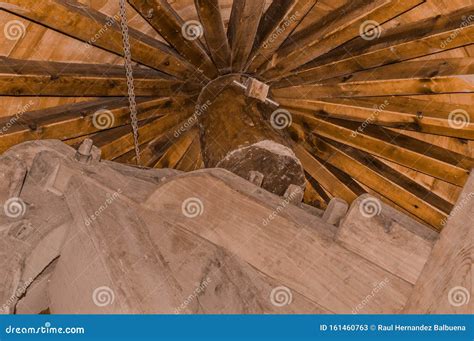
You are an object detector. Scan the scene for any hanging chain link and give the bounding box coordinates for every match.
[118,0,141,164]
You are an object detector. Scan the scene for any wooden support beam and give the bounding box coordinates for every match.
[303,174,329,209]
[278,96,474,139]
[0,96,195,154]
[246,0,318,73]
[0,58,199,97]
[272,58,474,98]
[195,0,231,73]
[227,0,266,72]
[293,143,360,203]
[128,0,218,78]
[0,0,199,80]
[199,76,305,196]
[153,129,198,169]
[311,137,452,230]
[291,110,474,186]
[175,133,203,172]
[275,5,474,85]
[260,0,424,80]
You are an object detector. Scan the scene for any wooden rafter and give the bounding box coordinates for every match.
[0,0,201,80]
[260,0,424,80]
[275,5,474,86]
[278,96,474,139]
[309,137,452,230]
[175,132,203,172]
[195,0,231,73]
[291,110,474,186]
[153,129,198,169]
[227,0,266,71]
[0,57,200,97]
[303,174,330,209]
[273,58,474,98]
[246,0,318,73]
[128,0,218,78]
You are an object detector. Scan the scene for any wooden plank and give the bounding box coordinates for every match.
[272,58,474,98]
[195,0,231,73]
[260,0,424,80]
[0,96,195,154]
[175,133,203,172]
[404,171,474,313]
[277,96,474,139]
[293,143,360,203]
[246,0,318,72]
[128,0,218,78]
[311,137,452,229]
[0,0,199,80]
[0,57,199,96]
[275,5,474,86]
[153,129,197,169]
[227,0,266,71]
[303,175,329,210]
[291,110,474,186]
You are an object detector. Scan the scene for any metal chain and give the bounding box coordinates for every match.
[118,0,141,164]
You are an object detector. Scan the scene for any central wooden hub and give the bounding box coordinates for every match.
[197,74,305,196]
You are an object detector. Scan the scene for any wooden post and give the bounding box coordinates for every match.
[198,75,305,196]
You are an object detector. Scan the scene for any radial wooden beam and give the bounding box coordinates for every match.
[291,110,474,186]
[0,58,199,97]
[292,143,361,203]
[0,0,200,80]
[175,132,203,172]
[309,137,452,230]
[278,96,474,139]
[128,0,218,78]
[153,129,198,169]
[245,0,318,73]
[0,96,194,153]
[88,109,194,160]
[195,0,231,73]
[260,0,424,80]
[227,0,266,72]
[303,174,330,209]
[273,58,474,98]
[275,5,474,86]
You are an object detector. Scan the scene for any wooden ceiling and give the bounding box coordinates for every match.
[0,0,473,231]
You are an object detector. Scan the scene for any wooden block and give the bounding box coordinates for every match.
[322,198,348,226]
[337,194,437,285]
[245,78,270,102]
